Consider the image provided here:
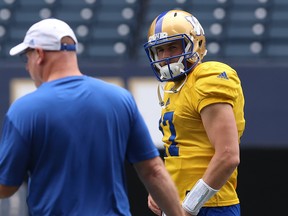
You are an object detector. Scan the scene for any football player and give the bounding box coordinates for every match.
[144,10,245,216]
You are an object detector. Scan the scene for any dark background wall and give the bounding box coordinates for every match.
[1,62,288,216]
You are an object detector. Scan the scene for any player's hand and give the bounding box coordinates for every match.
[148,194,161,215]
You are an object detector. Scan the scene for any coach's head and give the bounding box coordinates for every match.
[9,18,80,87]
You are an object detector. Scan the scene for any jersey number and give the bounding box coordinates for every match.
[160,111,179,156]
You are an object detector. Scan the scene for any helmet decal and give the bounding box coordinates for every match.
[185,16,205,36]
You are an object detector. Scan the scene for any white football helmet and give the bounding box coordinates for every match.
[144,10,207,82]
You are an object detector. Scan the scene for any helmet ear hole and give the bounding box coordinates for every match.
[199,40,203,47]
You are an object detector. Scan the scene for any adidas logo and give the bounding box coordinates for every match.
[217,71,229,80]
[29,39,35,46]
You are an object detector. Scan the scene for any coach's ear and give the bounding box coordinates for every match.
[0,184,19,198]
[34,48,45,65]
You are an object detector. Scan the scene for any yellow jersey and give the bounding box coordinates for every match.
[159,61,245,207]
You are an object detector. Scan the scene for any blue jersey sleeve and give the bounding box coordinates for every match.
[0,115,29,186]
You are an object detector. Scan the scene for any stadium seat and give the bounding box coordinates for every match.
[86,42,129,60]
[268,24,288,40]
[224,42,261,58]
[266,43,288,58]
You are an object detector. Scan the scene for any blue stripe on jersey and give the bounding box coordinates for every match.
[155,11,169,33]
[168,145,179,156]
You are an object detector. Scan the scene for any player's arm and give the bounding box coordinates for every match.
[133,156,186,216]
[201,103,240,188]
[182,103,240,215]
[0,184,19,198]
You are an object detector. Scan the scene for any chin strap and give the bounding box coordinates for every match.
[157,74,188,108]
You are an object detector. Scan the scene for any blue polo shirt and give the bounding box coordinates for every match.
[0,76,159,215]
